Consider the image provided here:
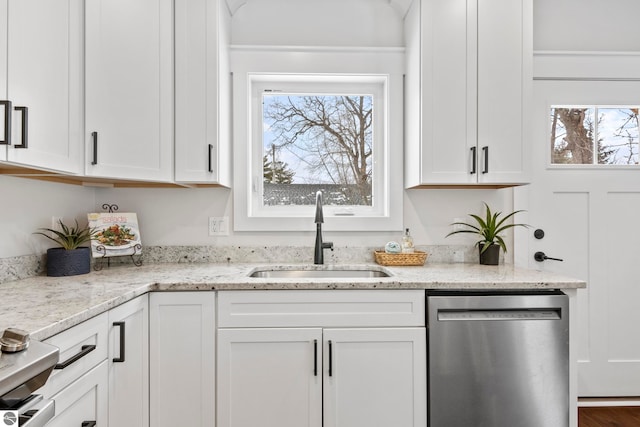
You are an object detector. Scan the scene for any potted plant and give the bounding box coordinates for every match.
[446,203,528,265]
[35,219,97,276]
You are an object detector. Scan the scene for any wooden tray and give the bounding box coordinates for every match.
[374,250,428,266]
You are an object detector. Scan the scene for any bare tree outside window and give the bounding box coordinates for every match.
[551,107,639,165]
[263,94,373,206]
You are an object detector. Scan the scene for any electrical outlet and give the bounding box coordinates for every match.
[208,216,229,236]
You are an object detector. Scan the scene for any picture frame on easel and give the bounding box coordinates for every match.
[87,211,142,269]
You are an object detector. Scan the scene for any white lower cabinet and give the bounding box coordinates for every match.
[42,312,107,427]
[149,292,216,427]
[108,295,149,427]
[42,296,148,427]
[46,360,108,427]
[42,290,425,427]
[217,328,323,427]
[42,313,108,399]
[323,328,426,427]
[217,290,427,427]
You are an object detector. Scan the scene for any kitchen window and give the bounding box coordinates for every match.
[232,48,404,231]
[550,105,640,165]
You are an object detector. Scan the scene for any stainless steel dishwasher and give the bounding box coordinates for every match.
[427,291,569,427]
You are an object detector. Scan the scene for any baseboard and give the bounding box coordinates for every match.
[579,397,640,407]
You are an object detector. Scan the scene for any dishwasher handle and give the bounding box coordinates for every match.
[437,308,562,321]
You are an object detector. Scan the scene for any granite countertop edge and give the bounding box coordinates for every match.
[0,262,586,341]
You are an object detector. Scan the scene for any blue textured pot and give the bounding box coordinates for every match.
[46,247,91,277]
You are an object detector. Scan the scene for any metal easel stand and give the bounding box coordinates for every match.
[93,243,143,271]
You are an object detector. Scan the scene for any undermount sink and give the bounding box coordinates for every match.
[248,266,391,279]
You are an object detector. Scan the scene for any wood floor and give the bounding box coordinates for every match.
[579,407,640,427]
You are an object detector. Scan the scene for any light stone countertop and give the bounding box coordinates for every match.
[0,262,585,341]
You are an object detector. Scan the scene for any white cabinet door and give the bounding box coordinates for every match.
[323,328,426,427]
[150,292,215,427]
[217,327,426,427]
[404,0,474,186]
[108,295,149,427]
[47,360,108,427]
[476,0,532,185]
[2,0,83,173]
[0,0,7,162]
[404,0,531,187]
[85,0,173,182]
[217,328,323,427]
[174,0,231,185]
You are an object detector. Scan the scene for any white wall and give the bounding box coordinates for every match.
[230,0,405,47]
[92,186,510,250]
[0,175,511,259]
[534,0,640,51]
[0,176,95,258]
[2,0,635,260]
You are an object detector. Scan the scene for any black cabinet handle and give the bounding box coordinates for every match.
[208,144,214,173]
[328,340,333,377]
[0,100,12,145]
[91,131,98,165]
[13,106,27,149]
[313,339,318,376]
[534,251,564,262]
[470,146,477,174]
[113,321,125,363]
[482,146,489,174]
[82,422,97,427]
[54,345,96,369]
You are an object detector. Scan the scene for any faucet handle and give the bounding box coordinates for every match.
[323,242,334,250]
[315,191,324,223]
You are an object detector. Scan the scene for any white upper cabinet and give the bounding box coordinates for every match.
[0,0,83,173]
[404,0,532,187]
[174,0,232,185]
[85,0,173,182]
[0,0,6,162]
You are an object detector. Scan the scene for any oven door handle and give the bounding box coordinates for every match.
[21,396,55,427]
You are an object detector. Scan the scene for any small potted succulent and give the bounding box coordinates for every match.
[35,219,97,276]
[446,203,528,265]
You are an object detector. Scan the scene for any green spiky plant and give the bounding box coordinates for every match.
[35,219,97,250]
[446,203,528,254]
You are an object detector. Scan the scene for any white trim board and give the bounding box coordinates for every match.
[578,397,640,407]
[534,51,640,81]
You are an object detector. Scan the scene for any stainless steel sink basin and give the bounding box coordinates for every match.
[248,266,390,279]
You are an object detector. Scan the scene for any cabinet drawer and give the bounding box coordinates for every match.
[218,290,425,327]
[47,360,108,427]
[41,312,108,398]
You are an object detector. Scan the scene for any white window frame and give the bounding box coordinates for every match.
[232,47,404,232]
